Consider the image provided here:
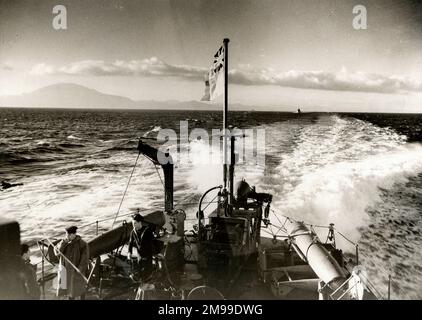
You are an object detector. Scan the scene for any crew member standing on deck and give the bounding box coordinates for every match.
[56,226,89,300]
[19,244,41,300]
[127,213,155,280]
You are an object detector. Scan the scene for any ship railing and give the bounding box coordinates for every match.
[26,199,211,295]
[314,225,406,300]
[264,211,401,300]
[28,199,205,261]
[27,210,151,298]
[329,274,357,300]
[330,229,405,300]
[328,268,385,300]
[27,211,135,298]
[313,225,395,300]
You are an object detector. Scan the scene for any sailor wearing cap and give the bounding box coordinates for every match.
[65,225,78,235]
[56,225,89,300]
[128,213,155,280]
[19,244,41,300]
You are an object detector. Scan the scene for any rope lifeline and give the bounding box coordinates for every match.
[111,153,141,229]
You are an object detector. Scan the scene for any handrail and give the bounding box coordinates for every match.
[357,271,385,300]
[264,209,411,300]
[329,274,353,300]
[27,198,216,251]
[28,212,134,248]
[28,196,220,273]
[27,204,404,300]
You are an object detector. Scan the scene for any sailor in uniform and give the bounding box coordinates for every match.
[19,244,41,300]
[56,226,89,300]
[127,213,155,280]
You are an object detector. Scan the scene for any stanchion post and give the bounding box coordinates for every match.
[355,244,359,265]
[41,241,45,299]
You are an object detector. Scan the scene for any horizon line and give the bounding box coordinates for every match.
[0,105,421,115]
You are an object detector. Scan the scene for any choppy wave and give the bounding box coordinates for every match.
[272,116,418,234]
[177,114,422,298]
[58,143,85,148]
[143,125,162,138]
[0,151,43,165]
[67,135,83,140]
[0,109,421,298]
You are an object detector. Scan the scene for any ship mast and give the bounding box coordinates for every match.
[222,38,235,207]
[222,38,229,192]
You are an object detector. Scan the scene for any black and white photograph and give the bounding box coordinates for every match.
[0,0,421,304]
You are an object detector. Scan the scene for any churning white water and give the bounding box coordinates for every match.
[1,113,421,298]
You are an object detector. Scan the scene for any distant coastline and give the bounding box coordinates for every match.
[1,83,421,113]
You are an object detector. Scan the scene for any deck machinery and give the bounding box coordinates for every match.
[0,138,378,300]
[0,37,381,300]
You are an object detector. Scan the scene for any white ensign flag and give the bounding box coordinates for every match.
[201,45,225,101]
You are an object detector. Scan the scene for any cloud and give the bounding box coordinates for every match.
[29,63,54,75]
[29,58,422,94]
[1,63,13,71]
[30,58,207,80]
[230,68,422,94]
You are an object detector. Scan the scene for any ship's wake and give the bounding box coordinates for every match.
[185,115,422,241]
[1,113,421,298]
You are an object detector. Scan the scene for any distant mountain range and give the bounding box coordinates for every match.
[0,83,248,110]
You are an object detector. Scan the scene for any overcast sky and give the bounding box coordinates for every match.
[1,0,422,112]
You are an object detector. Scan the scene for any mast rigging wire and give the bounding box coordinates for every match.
[111,153,141,229]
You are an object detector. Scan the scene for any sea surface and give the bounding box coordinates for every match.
[1,107,421,299]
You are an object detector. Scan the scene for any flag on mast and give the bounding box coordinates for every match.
[201,45,225,101]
